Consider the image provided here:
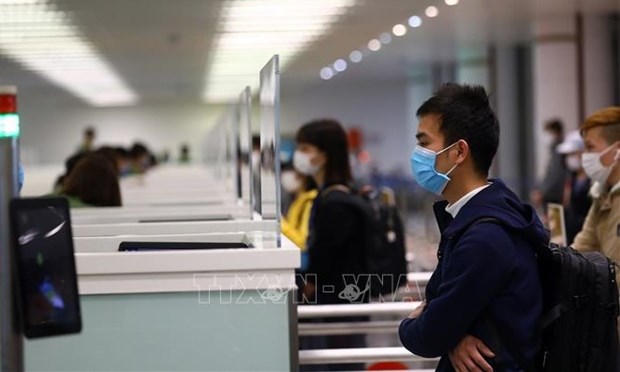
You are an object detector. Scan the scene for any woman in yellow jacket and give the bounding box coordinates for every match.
[281,166,317,272]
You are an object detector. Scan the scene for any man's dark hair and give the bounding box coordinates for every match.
[114,147,130,159]
[545,119,564,136]
[84,127,95,138]
[129,142,149,159]
[296,119,351,185]
[252,135,261,151]
[417,84,499,176]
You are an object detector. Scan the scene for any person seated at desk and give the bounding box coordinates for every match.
[57,153,122,208]
[280,164,318,271]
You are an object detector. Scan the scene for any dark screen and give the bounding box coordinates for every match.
[12,200,81,338]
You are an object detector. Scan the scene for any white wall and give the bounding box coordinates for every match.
[280,78,411,173]
[16,98,227,165]
[583,14,615,115]
[532,17,580,180]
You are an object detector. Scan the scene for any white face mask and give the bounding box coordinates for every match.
[565,155,582,172]
[281,171,301,193]
[251,151,260,169]
[581,144,620,185]
[543,133,555,147]
[293,150,321,176]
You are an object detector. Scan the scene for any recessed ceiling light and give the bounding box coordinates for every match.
[392,24,407,37]
[349,50,363,63]
[320,67,334,80]
[333,59,347,72]
[408,15,423,28]
[368,39,381,51]
[379,32,392,44]
[445,0,459,5]
[425,6,439,18]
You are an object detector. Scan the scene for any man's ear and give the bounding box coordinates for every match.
[454,140,469,165]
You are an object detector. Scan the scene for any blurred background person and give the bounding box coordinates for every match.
[179,143,191,164]
[280,163,318,271]
[532,119,568,212]
[128,142,152,174]
[57,153,122,208]
[53,152,87,193]
[113,147,132,177]
[556,131,591,245]
[94,146,121,175]
[77,127,96,153]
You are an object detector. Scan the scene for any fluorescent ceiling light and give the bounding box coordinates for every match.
[203,0,358,102]
[0,1,137,106]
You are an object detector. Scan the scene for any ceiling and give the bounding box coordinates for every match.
[0,0,618,106]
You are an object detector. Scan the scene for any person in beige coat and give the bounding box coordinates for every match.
[572,107,620,282]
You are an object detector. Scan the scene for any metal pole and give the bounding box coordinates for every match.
[0,85,24,371]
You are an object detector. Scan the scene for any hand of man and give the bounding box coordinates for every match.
[407,301,426,319]
[449,335,495,372]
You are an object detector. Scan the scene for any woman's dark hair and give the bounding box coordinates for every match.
[62,153,122,207]
[417,84,499,176]
[94,146,120,174]
[296,119,351,185]
[54,151,87,191]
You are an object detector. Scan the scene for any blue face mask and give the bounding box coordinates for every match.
[410,143,459,195]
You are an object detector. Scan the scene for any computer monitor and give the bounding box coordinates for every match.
[9,197,82,338]
[119,241,251,252]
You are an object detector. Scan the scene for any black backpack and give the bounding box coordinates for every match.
[533,243,619,372]
[468,218,620,372]
[324,185,408,297]
[359,187,408,296]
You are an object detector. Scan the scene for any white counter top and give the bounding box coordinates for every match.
[75,235,301,295]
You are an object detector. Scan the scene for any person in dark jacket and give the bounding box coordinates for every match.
[296,119,368,371]
[399,84,546,371]
[296,119,368,305]
[556,130,591,245]
[531,119,568,210]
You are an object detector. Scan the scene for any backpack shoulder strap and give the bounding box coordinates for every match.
[322,184,351,196]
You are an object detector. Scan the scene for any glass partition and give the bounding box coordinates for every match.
[237,86,254,218]
[258,56,281,246]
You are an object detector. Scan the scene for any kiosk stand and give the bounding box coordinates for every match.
[0,85,24,371]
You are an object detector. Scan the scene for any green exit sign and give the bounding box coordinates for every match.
[0,113,19,138]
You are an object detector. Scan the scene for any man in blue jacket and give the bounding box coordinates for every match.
[399,84,547,371]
